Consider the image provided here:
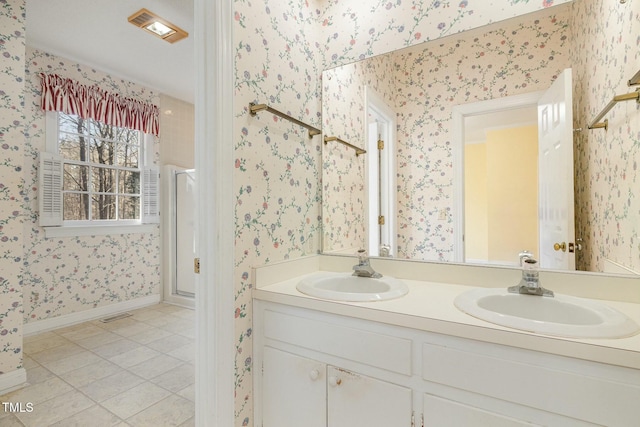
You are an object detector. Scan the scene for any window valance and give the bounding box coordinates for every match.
[39,73,160,136]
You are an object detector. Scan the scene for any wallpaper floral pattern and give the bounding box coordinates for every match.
[321,5,571,261]
[20,47,161,322]
[233,1,323,423]
[0,0,25,376]
[233,0,571,424]
[571,0,640,273]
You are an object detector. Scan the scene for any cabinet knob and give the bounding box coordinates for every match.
[328,376,342,387]
[309,369,319,381]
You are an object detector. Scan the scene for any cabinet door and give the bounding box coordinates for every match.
[263,347,326,427]
[327,366,412,427]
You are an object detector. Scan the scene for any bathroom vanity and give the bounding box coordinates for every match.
[253,256,640,427]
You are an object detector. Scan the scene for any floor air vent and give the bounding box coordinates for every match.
[100,312,133,323]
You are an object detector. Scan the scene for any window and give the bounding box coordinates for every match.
[59,112,142,222]
[40,112,159,234]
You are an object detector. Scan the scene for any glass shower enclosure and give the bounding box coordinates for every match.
[163,165,196,306]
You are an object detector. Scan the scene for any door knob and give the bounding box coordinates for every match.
[309,369,319,381]
[328,376,342,387]
[553,242,567,252]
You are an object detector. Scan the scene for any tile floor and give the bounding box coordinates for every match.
[0,303,195,427]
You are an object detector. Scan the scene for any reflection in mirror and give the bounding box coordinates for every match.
[321,1,639,276]
[463,106,539,267]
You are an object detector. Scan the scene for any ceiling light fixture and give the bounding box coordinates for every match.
[128,8,188,44]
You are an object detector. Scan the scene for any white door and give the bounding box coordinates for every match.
[327,366,412,427]
[262,347,326,427]
[175,170,196,295]
[538,68,575,270]
[365,86,397,257]
[367,121,381,256]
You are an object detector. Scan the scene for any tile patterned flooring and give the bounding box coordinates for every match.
[0,303,195,426]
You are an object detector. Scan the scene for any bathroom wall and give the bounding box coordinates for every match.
[233,0,571,424]
[0,0,26,378]
[485,125,539,262]
[20,47,161,323]
[465,143,489,260]
[233,2,324,423]
[572,0,640,273]
[159,94,194,169]
[465,125,539,264]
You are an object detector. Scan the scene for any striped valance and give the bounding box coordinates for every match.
[39,73,159,136]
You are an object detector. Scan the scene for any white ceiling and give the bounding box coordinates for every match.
[26,0,195,103]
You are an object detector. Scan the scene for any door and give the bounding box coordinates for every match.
[365,86,397,257]
[262,347,326,427]
[367,120,382,256]
[175,170,196,296]
[537,68,575,270]
[327,366,412,427]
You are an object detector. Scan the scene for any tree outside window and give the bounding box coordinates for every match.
[58,113,142,221]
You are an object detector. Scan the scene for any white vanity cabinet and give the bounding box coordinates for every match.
[262,346,412,427]
[253,300,640,427]
[262,347,326,427]
[326,365,412,427]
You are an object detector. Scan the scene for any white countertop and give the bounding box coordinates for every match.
[253,259,640,370]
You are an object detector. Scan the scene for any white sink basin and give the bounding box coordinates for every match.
[454,288,640,339]
[296,272,409,302]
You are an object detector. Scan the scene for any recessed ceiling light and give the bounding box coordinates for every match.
[128,8,188,44]
[146,21,173,37]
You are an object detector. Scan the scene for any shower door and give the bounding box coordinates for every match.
[175,169,196,296]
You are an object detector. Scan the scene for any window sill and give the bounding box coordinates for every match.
[43,224,158,238]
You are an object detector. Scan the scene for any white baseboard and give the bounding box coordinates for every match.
[163,293,195,309]
[0,368,27,395]
[24,294,161,336]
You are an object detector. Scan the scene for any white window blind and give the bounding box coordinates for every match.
[39,152,64,227]
[142,167,160,223]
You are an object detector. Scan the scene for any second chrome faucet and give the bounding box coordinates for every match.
[352,249,382,278]
[508,257,554,297]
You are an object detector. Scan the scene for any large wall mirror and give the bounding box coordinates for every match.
[321,1,639,276]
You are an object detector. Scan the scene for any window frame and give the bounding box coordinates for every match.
[43,111,158,237]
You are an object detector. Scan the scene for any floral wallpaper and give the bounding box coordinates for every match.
[233,0,571,424]
[0,0,25,376]
[321,5,571,261]
[319,0,569,67]
[233,1,323,423]
[20,47,161,322]
[571,0,640,273]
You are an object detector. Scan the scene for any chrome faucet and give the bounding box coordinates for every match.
[379,244,391,257]
[518,250,533,266]
[508,257,554,297]
[352,249,382,278]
